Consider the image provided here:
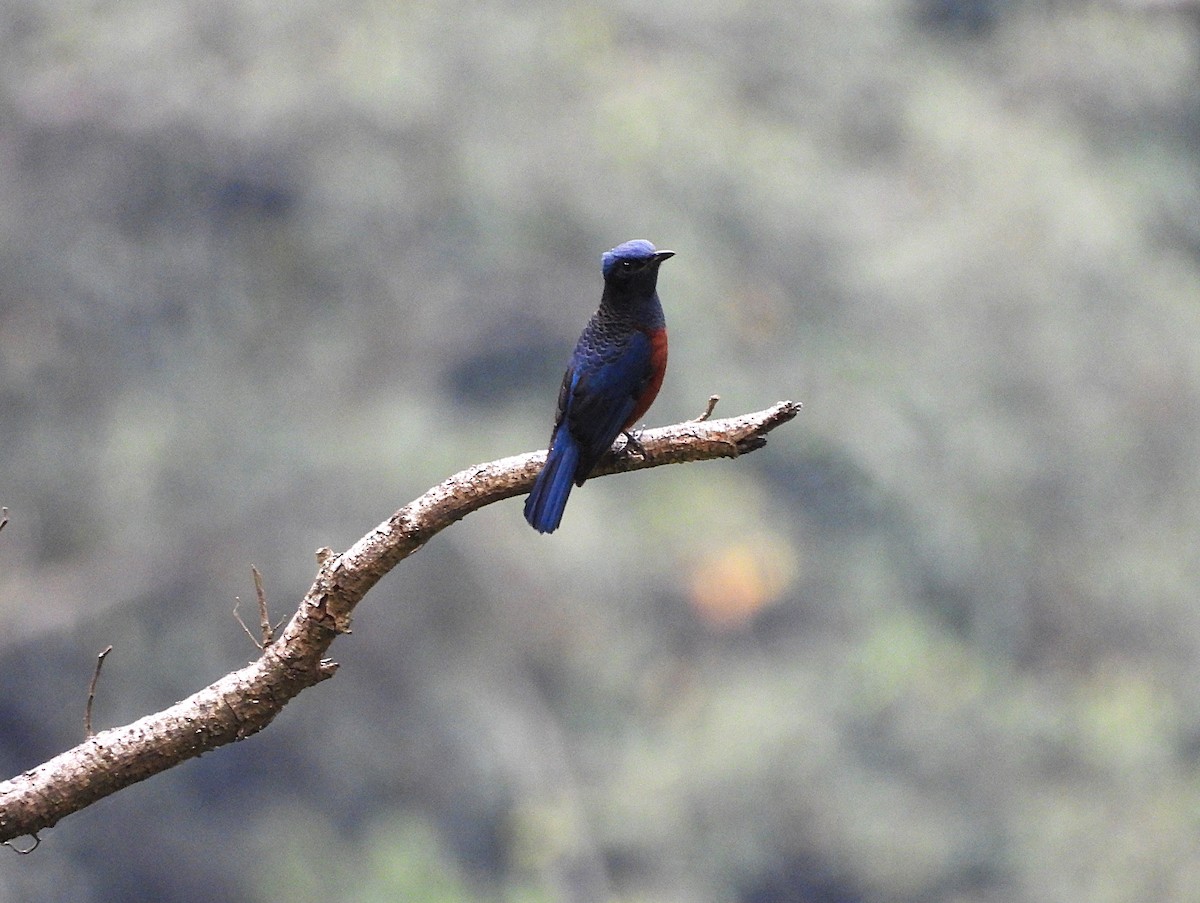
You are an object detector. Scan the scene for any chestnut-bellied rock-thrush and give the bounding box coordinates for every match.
[524,239,673,533]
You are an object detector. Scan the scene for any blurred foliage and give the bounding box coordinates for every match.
[3,0,1200,901]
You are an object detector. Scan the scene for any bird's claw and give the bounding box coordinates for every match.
[621,428,647,459]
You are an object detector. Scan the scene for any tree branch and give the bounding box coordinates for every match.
[0,400,800,845]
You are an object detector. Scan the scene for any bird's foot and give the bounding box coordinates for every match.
[620,428,647,459]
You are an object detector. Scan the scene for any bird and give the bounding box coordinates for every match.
[524,239,674,533]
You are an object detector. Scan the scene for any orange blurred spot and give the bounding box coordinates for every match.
[688,538,795,631]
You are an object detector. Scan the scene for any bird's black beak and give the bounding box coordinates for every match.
[652,250,675,265]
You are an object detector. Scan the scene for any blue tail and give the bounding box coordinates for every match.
[524,428,581,533]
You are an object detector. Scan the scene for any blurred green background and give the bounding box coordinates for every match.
[3,0,1200,900]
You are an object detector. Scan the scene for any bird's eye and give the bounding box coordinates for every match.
[620,260,633,269]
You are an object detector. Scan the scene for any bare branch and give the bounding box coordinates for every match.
[0,401,800,844]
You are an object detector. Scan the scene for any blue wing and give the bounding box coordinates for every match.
[563,331,652,483]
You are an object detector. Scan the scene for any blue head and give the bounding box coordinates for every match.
[600,240,675,293]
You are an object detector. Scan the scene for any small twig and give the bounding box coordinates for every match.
[233,567,277,648]
[232,597,261,649]
[694,395,720,422]
[84,647,113,739]
[251,566,274,645]
[0,507,8,533]
[3,834,39,854]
